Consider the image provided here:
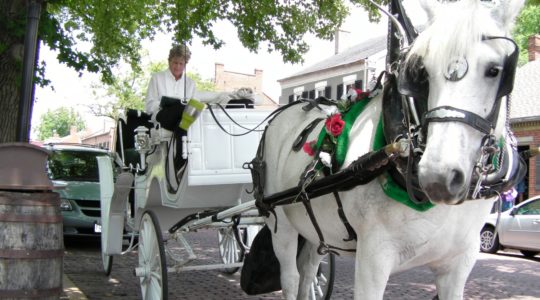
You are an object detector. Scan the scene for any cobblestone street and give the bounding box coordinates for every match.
[63,229,540,299]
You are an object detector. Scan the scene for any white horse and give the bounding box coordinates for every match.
[261,0,524,299]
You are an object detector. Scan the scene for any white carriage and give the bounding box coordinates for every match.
[97,91,335,300]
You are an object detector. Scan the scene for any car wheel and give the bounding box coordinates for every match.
[520,250,539,258]
[480,226,499,254]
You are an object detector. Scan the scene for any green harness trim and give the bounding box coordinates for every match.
[314,99,434,212]
[315,100,370,167]
[373,118,435,212]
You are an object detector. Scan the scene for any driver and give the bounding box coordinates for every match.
[145,44,196,115]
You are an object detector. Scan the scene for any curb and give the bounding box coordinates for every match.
[62,274,88,300]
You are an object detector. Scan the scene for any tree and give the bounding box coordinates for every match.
[35,107,86,140]
[513,3,540,65]
[1,0,363,143]
[188,71,217,92]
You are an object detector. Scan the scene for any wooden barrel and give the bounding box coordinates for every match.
[0,191,63,299]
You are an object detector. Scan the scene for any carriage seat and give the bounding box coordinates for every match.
[115,109,152,168]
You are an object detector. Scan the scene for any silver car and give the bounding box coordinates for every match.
[480,196,540,257]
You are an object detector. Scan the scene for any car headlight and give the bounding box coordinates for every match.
[60,198,73,211]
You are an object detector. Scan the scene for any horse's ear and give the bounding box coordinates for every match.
[418,0,440,22]
[488,0,525,32]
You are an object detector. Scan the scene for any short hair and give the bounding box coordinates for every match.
[168,45,191,63]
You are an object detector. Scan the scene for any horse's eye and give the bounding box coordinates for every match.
[485,66,501,78]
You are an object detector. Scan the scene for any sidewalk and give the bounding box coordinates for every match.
[61,274,88,300]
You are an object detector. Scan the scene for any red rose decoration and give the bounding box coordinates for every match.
[325,114,345,137]
[303,140,316,156]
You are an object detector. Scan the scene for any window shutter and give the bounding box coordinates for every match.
[355,80,363,90]
[288,94,294,103]
[337,84,343,99]
[301,91,308,99]
[324,86,332,98]
[309,90,315,99]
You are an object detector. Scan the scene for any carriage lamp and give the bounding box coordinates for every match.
[180,98,206,131]
[134,126,151,170]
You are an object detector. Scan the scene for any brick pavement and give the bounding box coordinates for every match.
[63,230,540,300]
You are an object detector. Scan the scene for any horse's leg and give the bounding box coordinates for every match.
[296,240,324,300]
[267,209,300,300]
[430,246,478,300]
[354,236,395,300]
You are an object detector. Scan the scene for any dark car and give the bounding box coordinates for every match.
[44,143,112,237]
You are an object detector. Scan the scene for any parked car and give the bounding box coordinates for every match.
[480,195,540,257]
[44,143,112,237]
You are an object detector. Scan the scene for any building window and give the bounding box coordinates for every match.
[342,74,357,98]
[315,81,327,98]
[337,84,343,100]
[293,86,305,101]
[308,90,315,99]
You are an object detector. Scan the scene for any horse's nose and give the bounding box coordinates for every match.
[419,168,467,203]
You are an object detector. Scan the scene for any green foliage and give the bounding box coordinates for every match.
[187,71,216,92]
[36,107,86,140]
[513,4,540,65]
[32,0,370,87]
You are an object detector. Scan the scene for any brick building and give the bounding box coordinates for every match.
[214,63,276,106]
[509,34,540,202]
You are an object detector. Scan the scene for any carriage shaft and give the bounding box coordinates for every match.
[179,200,258,231]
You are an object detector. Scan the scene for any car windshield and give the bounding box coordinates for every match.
[48,150,104,182]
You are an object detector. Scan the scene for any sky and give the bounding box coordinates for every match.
[31,1,426,140]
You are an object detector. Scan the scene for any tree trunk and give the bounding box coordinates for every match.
[0,0,37,143]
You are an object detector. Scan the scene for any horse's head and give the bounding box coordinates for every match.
[400,0,524,205]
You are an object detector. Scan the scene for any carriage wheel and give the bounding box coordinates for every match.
[101,251,113,276]
[135,210,168,300]
[217,227,246,274]
[309,253,335,300]
[100,220,114,276]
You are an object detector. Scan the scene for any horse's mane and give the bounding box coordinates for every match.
[406,0,505,75]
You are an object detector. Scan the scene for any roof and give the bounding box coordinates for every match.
[279,35,387,82]
[510,60,540,122]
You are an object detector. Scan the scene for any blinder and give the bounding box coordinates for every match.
[397,54,429,100]
[484,36,519,100]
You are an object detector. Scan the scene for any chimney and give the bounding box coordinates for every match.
[254,69,263,93]
[528,34,540,62]
[214,63,225,90]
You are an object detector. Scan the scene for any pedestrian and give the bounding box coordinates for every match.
[501,187,517,212]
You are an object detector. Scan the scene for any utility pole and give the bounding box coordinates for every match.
[16,0,42,142]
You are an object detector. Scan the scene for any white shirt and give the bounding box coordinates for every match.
[145,69,196,115]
